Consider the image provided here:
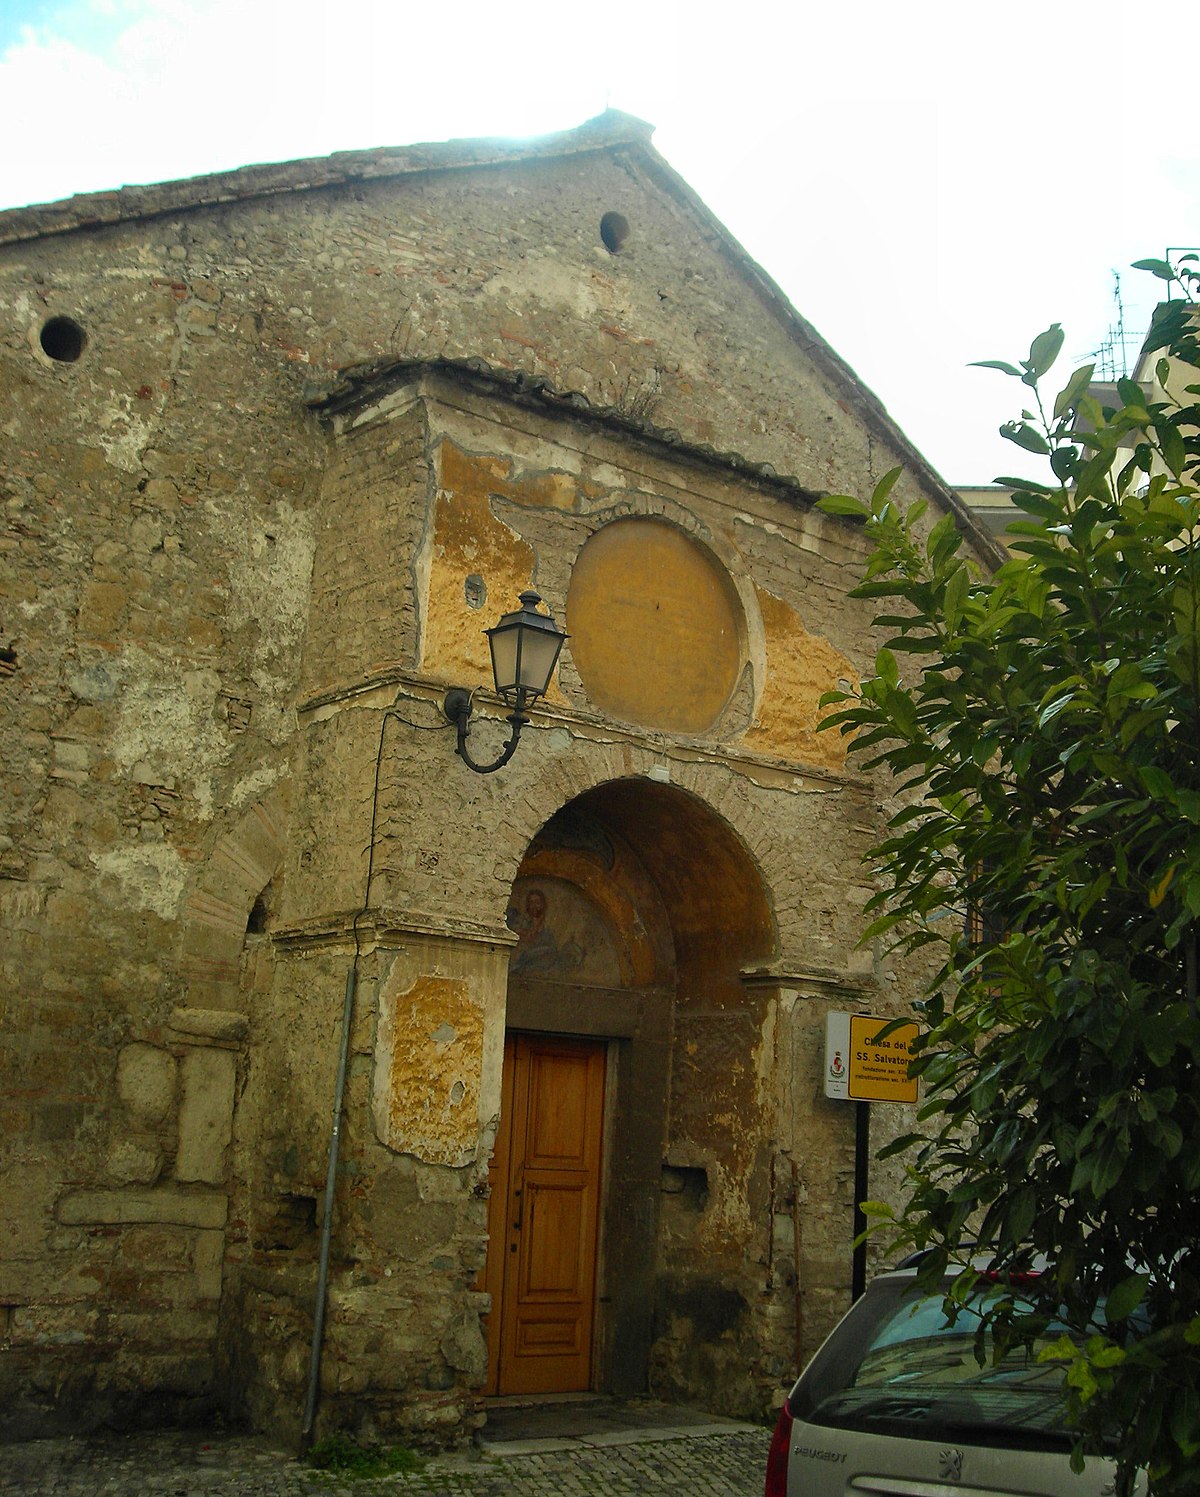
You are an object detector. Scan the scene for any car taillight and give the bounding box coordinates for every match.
[764,1400,793,1497]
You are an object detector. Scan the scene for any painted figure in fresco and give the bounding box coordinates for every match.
[507,886,584,977]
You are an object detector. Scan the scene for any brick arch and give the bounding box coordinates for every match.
[483,739,665,898]
[485,745,784,962]
[178,784,290,1010]
[664,755,810,967]
[487,742,797,956]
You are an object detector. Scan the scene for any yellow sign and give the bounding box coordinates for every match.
[825,1012,919,1103]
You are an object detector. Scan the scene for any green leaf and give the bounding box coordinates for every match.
[1149,866,1176,909]
[1140,765,1176,799]
[1050,446,1077,483]
[1038,692,1077,727]
[1026,324,1065,380]
[1132,257,1177,281]
[971,359,1023,377]
[872,467,904,509]
[819,493,869,518]
[1117,377,1146,409]
[943,567,969,635]
[994,477,1056,494]
[1001,421,1050,455]
[1104,1273,1149,1324]
[1157,417,1187,478]
[1038,1334,1080,1365]
[1053,363,1097,421]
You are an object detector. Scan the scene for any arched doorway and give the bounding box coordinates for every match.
[480,778,775,1403]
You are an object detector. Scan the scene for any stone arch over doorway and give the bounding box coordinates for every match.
[178,785,289,1011]
[481,776,777,1408]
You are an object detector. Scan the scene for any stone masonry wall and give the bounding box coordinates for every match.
[0,125,992,1440]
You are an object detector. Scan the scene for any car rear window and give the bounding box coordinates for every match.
[790,1276,1077,1453]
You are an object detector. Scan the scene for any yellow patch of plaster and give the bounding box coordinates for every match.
[422,444,545,687]
[567,518,743,734]
[742,587,856,771]
[385,974,483,1168]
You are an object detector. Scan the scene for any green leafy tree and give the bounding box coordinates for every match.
[820,257,1200,1495]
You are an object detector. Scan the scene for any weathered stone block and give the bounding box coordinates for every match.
[116,1043,176,1126]
[439,1310,486,1378]
[175,1048,236,1184]
[57,1189,227,1229]
[169,1006,248,1042]
[105,1134,164,1185]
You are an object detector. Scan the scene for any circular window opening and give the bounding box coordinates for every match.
[600,212,630,254]
[40,316,87,363]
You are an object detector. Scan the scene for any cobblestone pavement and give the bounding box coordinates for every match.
[0,1424,773,1495]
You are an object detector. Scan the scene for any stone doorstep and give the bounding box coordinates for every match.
[475,1396,760,1456]
[480,1424,761,1457]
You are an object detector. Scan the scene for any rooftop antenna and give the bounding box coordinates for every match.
[1092,270,1132,381]
[1113,270,1127,378]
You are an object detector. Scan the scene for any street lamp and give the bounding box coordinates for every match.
[443,591,568,774]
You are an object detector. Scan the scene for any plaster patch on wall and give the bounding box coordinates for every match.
[236,698,294,750]
[94,842,188,918]
[96,396,153,473]
[374,973,484,1168]
[753,997,778,1108]
[223,500,316,673]
[477,253,609,323]
[422,444,537,687]
[0,880,46,925]
[567,517,744,735]
[698,1156,756,1252]
[229,764,285,815]
[109,648,229,815]
[742,586,857,771]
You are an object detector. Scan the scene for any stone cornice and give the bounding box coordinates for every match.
[308,357,823,509]
[294,670,870,797]
[270,906,517,952]
[741,963,876,997]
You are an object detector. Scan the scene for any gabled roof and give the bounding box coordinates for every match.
[0,110,1004,566]
[0,110,658,246]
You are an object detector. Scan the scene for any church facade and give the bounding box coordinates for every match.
[0,113,997,1443]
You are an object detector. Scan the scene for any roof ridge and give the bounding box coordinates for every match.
[0,109,655,247]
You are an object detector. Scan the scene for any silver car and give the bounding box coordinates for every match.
[765,1264,1142,1496]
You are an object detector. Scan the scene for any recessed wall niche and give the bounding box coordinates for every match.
[566,518,745,735]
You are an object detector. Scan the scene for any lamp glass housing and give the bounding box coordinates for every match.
[486,591,566,710]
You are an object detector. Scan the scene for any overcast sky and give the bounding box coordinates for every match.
[2,0,1195,486]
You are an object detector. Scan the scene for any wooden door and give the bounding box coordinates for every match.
[482,1034,606,1395]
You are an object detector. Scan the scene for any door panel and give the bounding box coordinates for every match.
[520,1181,586,1293]
[483,1034,606,1395]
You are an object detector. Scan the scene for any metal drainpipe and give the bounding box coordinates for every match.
[300,962,357,1448]
[298,702,407,1448]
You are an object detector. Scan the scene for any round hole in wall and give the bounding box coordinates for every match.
[40,315,87,363]
[599,212,630,254]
